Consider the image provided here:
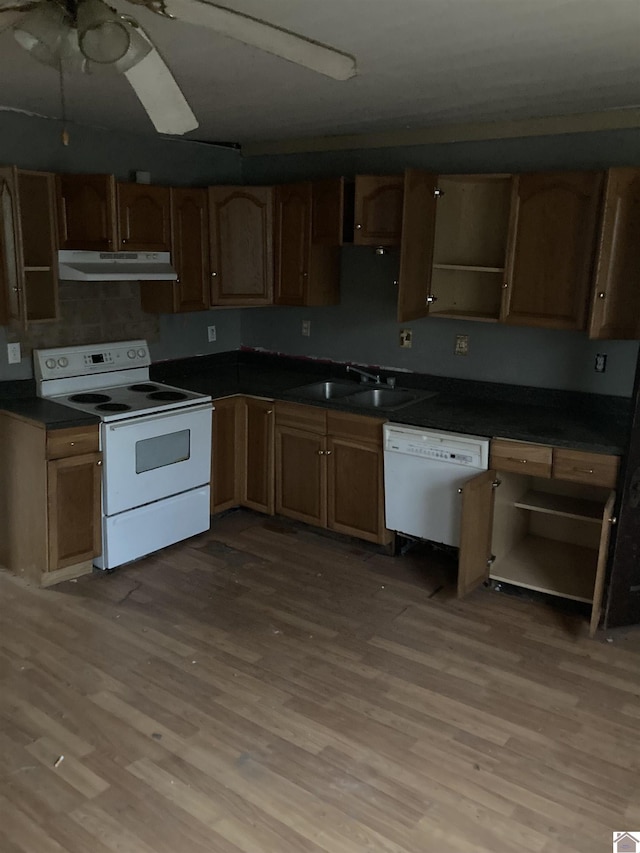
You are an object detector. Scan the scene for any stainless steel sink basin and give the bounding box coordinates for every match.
[289,380,360,401]
[347,388,421,409]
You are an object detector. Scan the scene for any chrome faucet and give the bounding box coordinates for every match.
[347,365,381,385]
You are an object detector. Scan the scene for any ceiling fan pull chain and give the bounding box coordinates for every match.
[59,61,70,146]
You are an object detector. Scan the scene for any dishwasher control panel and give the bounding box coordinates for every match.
[383,423,490,469]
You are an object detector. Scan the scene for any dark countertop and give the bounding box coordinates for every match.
[0,351,628,451]
[152,355,630,456]
[0,396,100,430]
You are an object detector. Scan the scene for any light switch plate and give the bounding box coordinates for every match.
[207,325,216,342]
[455,335,469,356]
[400,329,412,348]
[302,320,311,337]
[7,342,21,364]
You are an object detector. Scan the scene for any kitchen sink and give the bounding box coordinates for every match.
[289,380,360,401]
[347,388,421,409]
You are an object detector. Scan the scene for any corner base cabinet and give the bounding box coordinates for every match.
[458,439,619,636]
[0,413,102,586]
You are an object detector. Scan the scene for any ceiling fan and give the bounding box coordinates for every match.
[0,0,357,135]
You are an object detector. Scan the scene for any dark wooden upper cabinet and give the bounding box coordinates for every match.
[353,175,404,246]
[312,177,344,246]
[171,187,209,313]
[209,186,273,306]
[589,167,640,340]
[397,169,437,322]
[18,170,59,323]
[57,173,117,251]
[502,171,603,330]
[274,182,312,306]
[117,183,171,252]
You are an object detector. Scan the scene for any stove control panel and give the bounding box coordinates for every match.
[34,340,150,381]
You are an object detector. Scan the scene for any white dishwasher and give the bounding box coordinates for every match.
[383,423,490,547]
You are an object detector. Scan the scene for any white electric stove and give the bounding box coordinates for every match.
[35,340,213,571]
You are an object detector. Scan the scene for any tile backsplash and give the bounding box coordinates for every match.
[7,281,159,355]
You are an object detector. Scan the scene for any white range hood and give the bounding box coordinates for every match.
[58,250,178,282]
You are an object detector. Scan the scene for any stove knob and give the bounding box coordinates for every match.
[45,358,56,369]
[137,348,146,358]
[57,357,68,368]
[127,349,136,359]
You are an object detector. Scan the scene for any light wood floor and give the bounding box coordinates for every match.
[1,509,640,853]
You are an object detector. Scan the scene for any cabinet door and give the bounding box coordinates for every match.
[47,452,102,570]
[171,187,209,312]
[211,397,242,514]
[326,435,385,543]
[590,491,616,637]
[502,172,602,329]
[243,397,274,514]
[18,171,59,323]
[397,169,438,322]
[312,178,344,246]
[57,173,117,250]
[0,166,24,324]
[354,175,404,246]
[118,183,171,251]
[457,469,496,597]
[589,168,640,340]
[209,186,273,306]
[275,425,326,527]
[274,182,311,305]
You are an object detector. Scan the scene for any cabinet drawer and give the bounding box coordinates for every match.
[326,410,384,444]
[490,439,553,478]
[552,449,619,488]
[275,401,327,434]
[47,425,100,460]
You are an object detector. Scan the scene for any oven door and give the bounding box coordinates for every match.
[102,403,212,516]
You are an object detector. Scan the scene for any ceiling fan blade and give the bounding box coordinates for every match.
[162,0,356,81]
[124,44,199,135]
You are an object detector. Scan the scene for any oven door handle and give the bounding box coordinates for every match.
[107,402,213,430]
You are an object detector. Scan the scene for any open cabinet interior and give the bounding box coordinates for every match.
[490,472,609,603]
[429,174,512,321]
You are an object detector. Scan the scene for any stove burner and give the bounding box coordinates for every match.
[96,402,132,412]
[129,383,160,393]
[147,390,188,401]
[69,392,111,404]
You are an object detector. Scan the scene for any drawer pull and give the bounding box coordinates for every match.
[317,450,325,455]
[574,467,594,474]
[265,409,273,415]
[325,450,332,456]
[70,442,75,446]
[97,460,102,466]
[507,457,528,464]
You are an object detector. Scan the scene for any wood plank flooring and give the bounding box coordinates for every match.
[1,508,640,853]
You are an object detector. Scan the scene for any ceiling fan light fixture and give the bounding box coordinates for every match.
[77,0,129,62]
[12,2,68,64]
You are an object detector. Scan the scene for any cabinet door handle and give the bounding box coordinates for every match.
[598,292,606,299]
[325,450,332,455]
[70,442,75,446]
[609,516,617,524]
[355,224,362,230]
[317,450,325,455]
[211,271,218,277]
[426,294,438,304]
[457,487,463,494]
[97,460,102,466]
[265,409,273,415]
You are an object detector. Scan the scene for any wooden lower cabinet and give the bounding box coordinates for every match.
[211,396,242,514]
[274,402,391,544]
[210,395,275,516]
[243,397,274,514]
[48,452,102,570]
[0,413,102,586]
[458,439,619,635]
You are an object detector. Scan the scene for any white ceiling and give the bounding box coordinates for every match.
[0,0,639,148]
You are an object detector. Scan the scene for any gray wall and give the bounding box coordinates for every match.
[241,128,640,397]
[0,111,243,380]
[242,248,638,396]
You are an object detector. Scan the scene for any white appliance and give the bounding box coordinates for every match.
[383,423,490,547]
[35,339,212,570]
[58,250,177,282]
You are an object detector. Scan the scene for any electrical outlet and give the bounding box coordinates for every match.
[595,353,607,373]
[207,325,216,343]
[400,329,412,348]
[301,320,311,337]
[6,342,21,364]
[455,334,469,356]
